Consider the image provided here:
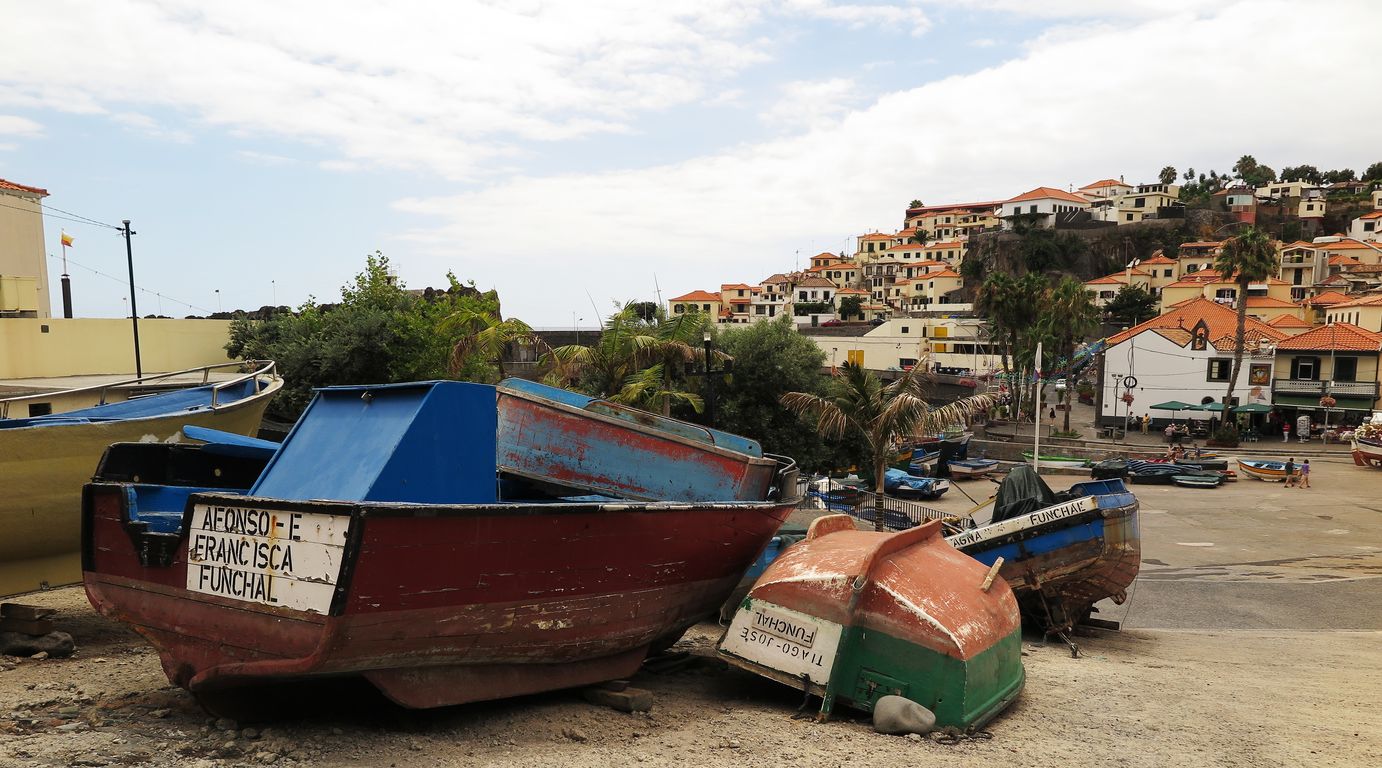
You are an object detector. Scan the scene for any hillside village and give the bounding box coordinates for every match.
[670,165,1382,436]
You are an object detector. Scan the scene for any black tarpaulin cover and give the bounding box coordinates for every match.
[991,464,1058,523]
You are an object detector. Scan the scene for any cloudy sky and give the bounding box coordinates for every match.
[1,0,1378,324]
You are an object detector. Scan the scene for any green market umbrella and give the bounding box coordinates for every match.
[1150,401,1199,412]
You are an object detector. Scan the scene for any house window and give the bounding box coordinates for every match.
[901,326,909,334]
[1125,213,1134,221]
[1164,269,1172,277]
[702,304,711,312]
[1334,357,1358,382]
[1292,357,1319,380]
[674,304,685,313]
[1207,359,1231,381]
[799,291,808,301]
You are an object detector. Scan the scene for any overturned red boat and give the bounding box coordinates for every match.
[83,380,799,712]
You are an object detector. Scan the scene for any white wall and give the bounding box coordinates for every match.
[1101,331,1271,425]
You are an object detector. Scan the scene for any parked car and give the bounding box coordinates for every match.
[820,319,844,327]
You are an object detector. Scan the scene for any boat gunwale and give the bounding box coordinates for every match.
[497,382,778,467]
[0,374,283,433]
[947,498,1138,554]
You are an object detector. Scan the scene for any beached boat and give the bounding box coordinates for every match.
[1172,474,1221,488]
[883,468,948,500]
[83,379,800,714]
[1020,452,1088,470]
[1352,437,1382,468]
[718,514,1024,728]
[948,458,1000,479]
[1236,458,1289,482]
[0,361,281,597]
[945,468,1140,632]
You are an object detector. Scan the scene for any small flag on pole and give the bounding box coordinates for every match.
[61,231,74,247]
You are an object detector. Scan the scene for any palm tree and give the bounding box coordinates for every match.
[1215,227,1278,432]
[782,363,997,531]
[614,311,711,416]
[615,364,704,415]
[1037,278,1101,433]
[975,272,1045,418]
[442,305,538,381]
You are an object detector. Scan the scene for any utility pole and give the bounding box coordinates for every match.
[120,220,143,378]
[704,331,716,428]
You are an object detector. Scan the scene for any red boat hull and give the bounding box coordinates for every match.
[83,486,794,708]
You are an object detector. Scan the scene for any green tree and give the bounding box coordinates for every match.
[909,199,923,209]
[908,229,930,244]
[1233,155,1276,187]
[1280,164,1322,185]
[1215,227,1278,432]
[716,316,852,473]
[225,252,501,421]
[782,363,996,530]
[1323,169,1356,184]
[1103,284,1159,326]
[1364,162,1382,182]
[838,294,864,319]
[1159,166,1178,185]
[441,301,537,382]
[975,272,1046,418]
[1018,229,1087,272]
[1036,278,1101,432]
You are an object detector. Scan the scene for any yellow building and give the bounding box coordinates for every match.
[1327,294,1382,333]
[0,318,234,380]
[1084,269,1152,307]
[669,290,722,318]
[1138,253,1180,294]
[0,178,52,319]
[806,261,859,290]
[1175,241,1223,275]
[1158,273,1294,314]
[920,240,965,265]
[1272,322,1382,414]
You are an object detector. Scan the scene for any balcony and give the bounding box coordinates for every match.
[1273,378,1380,398]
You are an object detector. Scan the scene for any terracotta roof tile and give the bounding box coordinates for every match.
[0,178,48,196]
[670,290,721,302]
[1139,254,1176,265]
[1267,313,1312,328]
[1360,211,1382,220]
[1004,186,1091,205]
[796,277,835,288]
[1331,293,1382,309]
[1329,254,1363,266]
[859,232,893,241]
[1079,179,1127,189]
[1275,322,1382,351]
[1106,297,1286,348]
[925,269,962,280]
[1244,295,1299,308]
[1306,290,1352,306]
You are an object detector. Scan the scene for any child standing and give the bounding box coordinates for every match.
[1300,459,1311,489]
[1284,457,1295,488]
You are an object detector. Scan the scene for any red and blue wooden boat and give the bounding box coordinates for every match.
[719,514,1023,728]
[83,379,800,714]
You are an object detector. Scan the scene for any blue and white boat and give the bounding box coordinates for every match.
[947,458,1000,479]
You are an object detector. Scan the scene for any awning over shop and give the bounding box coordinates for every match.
[1272,394,1376,411]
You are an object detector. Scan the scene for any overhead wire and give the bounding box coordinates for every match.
[48,253,214,315]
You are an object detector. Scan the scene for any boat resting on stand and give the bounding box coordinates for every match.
[1236,459,1290,482]
[718,515,1023,729]
[945,467,1140,648]
[1352,437,1382,468]
[0,361,281,597]
[82,379,800,716]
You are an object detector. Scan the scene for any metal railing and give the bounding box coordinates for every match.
[1271,378,1379,398]
[0,360,278,419]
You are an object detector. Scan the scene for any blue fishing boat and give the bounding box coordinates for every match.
[944,467,1140,633]
[948,458,1000,479]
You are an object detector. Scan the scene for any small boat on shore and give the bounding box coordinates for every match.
[1172,474,1221,488]
[0,361,281,597]
[883,468,948,500]
[83,378,800,715]
[1237,458,1289,482]
[718,514,1024,728]
[1352,437,1382,468]
[1020,452,1088,470]
[948,458,1000,479]
[945,468,1139,632]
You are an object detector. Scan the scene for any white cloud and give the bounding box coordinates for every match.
[759,78,860,130]
[110,112,192,143]
[970,37,998,48]
[785,1,932,36]
[391,0,1382,322]
[0,115,43,137]
[236,150,297,166]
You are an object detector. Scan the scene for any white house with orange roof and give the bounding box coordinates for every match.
[904,201,1003,234]
[1077,178,1134,200]
[807,261,859,290]
[1098,297,1287,429]
[999,186,1090,230]
[668,290,722,318]
[1349,210,1382,243]
[753,274,793,320]
[835,287,870,322]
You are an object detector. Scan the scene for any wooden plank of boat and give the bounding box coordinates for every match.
[0,362,282,598]
[718,515,1024,729]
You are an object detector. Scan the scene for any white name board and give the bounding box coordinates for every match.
[185,504,350,614]
[946,495,1098,549]
[721,601,843,686]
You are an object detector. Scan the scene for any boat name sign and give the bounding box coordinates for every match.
[720,601,843,686]
[946,496,1098,549]
[185,504,350,614]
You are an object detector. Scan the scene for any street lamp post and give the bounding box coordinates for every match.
[703,331,716,428]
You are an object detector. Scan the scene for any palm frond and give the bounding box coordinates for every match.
[781,391,852,441]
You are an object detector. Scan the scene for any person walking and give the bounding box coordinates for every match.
[1141,414,1150,434]
[1300,459,1311,489]
[1283,457,1295,488]
[1282,421,1291,442]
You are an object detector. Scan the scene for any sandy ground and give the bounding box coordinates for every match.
[3,455,1380,767]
